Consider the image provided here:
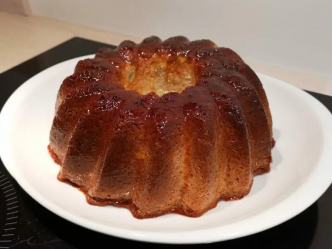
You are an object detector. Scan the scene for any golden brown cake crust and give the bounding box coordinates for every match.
[49,36,273,219]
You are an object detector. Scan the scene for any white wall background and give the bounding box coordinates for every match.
[30,0,332,80]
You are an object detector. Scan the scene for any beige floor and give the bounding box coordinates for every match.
[1,12,331,96]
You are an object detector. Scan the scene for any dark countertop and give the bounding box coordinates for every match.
[0,38,331,249]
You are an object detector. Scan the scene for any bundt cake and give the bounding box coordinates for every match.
[48,36,274,219]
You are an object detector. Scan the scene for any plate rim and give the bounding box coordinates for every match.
[0,56,332,244]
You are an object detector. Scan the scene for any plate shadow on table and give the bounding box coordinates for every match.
[17,186,317,249]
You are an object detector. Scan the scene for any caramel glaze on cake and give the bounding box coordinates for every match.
[48,36,274,219]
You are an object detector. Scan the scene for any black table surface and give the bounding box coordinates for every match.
[0,37,331,248]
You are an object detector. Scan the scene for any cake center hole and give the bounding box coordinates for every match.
[121,55,196,96]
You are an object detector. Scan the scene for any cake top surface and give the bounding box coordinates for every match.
[74,36,245,97]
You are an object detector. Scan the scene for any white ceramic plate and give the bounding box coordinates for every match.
[1,55,332,244]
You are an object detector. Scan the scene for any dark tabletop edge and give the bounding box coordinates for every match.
[1,36,329,99]
[0,37,75,75]
[0,37,117,76]
[0,36,331,249]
